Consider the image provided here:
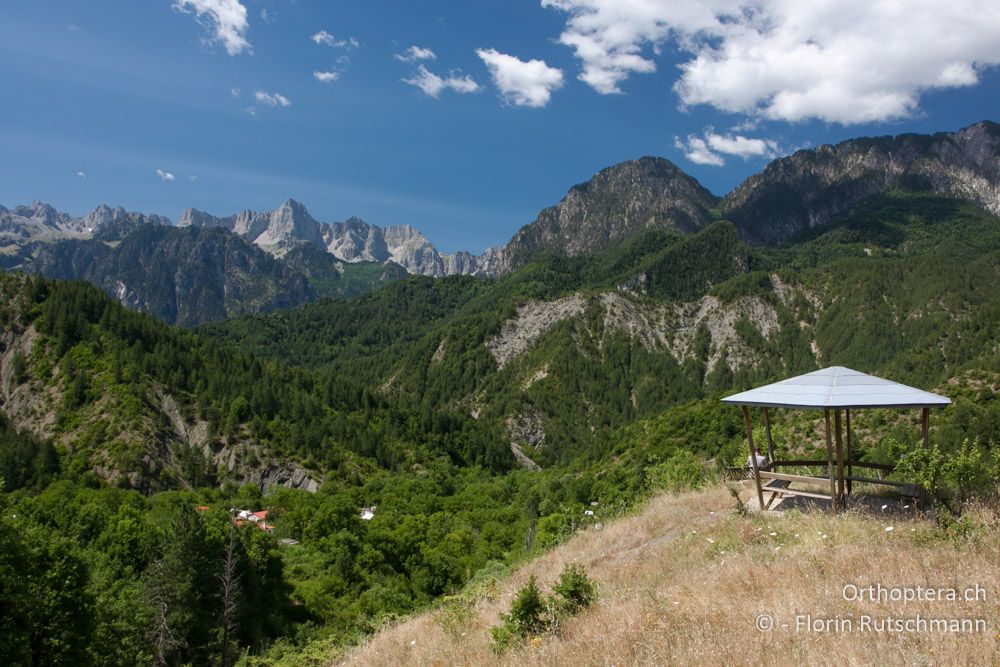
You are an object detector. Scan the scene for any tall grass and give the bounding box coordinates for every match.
[334,485,1000,666]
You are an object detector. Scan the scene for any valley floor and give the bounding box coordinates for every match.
[333,485,1000,666]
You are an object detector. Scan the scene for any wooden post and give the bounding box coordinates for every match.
[834,410,846,505]
[824,409,837,513]
[763,407,776,465]
[743,406,765,511]
[919,407,930,510]
[845,409,853,496]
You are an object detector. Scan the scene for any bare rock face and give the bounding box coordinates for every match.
[442,246,508,277]
[175,157,722,278]
[500,156,719,270]
[486,293,589,368]
[184,202,500,277]
[323,216,391,263]
[179,198,323,256]
[241,462,322,493]
[722,121,1000,245]
[0,201,168,243]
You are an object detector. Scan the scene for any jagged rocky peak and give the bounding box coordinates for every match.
[83,204,126,228]
[177,206,221,227]
[255,198,323,252]
[179,198,323,256]
[324,216,391,263]
[722,120,1000,245]
[2,200,171,243]
[500,156,719,270]
[10,200,76,229]
[2,200,89,240]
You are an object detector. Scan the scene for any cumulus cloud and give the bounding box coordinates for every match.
[674,136,725,167]
[311,31,358,48]
[403,65,480,98]
[543,0,1000,124]
[313,70,340,83]
[475,48,564,108]
[190,175,199,182]
[675,129,782,166]
[76,170,87,179]
[254,90,291,107]
[156,169,176,182]
[395,45,437,62]
[173,0,251,56]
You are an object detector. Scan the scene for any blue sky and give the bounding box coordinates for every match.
[2,1,999,253]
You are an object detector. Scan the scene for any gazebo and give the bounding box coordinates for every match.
[721,366,951,513]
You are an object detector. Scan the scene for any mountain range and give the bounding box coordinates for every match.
[3,122,1000,666]
[2,120,999,326]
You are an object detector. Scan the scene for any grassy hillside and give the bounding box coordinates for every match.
[330,485,1000,667]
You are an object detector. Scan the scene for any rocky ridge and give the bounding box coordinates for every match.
[501,156,719,270]
[487,278,811,377]
[6,121,999,284]
[722,121,1000,245]
[0,200,167,243]
[180,201,505,277]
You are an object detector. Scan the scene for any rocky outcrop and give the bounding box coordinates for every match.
[242,462,322,493]
[0,201,168,243]
[183,201,502,277]
[486,285,806,375]
[24,225,317,326]
[722,121,1000,245]
[179,198,323,256]
[500,157,718,270]
[486,294,589,368]
[323,216,391,263]
[85,205,171,241]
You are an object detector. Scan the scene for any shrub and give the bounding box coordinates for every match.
[552,564,597,614]
[504,576,548,637]
[490,566,598,653]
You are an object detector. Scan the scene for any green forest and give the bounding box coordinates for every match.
[1,193,999,664]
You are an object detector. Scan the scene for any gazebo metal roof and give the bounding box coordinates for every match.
[721,366,951,410]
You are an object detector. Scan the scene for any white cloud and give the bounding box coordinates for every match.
[675,129,782,166]
[311,31,358,48]
[76,170,87,179]
[403,65,480,98]
[230,86,241,98]
[674,136,725,167]
[543,0,1000,124]
[189,175,199,182]
[395,45,437,62]
[705,131,780,159]
[254,90,291,107]
[313,70,340,83]
[475,48,564,108]
[156,169,176,182]
[311,30,334,46]
[173,0,251,56]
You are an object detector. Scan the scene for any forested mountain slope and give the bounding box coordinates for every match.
[0,273,511,492]
[204,194,1000,467]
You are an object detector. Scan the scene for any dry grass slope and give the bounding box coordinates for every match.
[333,485,1000,667]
